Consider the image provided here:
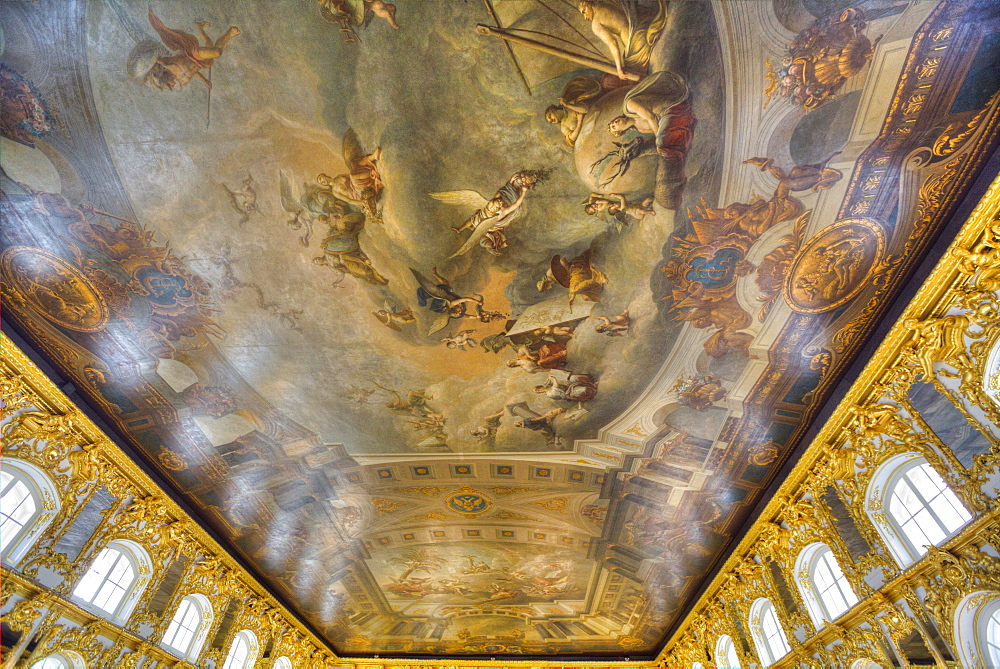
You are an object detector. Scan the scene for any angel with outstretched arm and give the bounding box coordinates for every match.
[430,170,549,257]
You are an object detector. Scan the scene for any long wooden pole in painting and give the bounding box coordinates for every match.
[206,65,213,128]
[475,24,641,82]
[482,0,533,96]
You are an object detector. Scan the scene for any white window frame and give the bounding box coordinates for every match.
[866,453,972,566]
[794,542,859,627]
[1,458,60,566]
[161,593,213,661]
[954,591,1000,669]
[272,657,293,669]
[223,629,260,669]
[30,651,86,669]
[849,660,881,669]
[715,633,741,669]
[749,597,791,666]
[71,539,151,623]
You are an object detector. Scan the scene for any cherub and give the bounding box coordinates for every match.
[411,267,485,335]
[376,384,436,417]
[595,309,630,336]
[430,170,549,257]
[221,174,260,225]
[142,9,240,90]
[584,193,655,231]
[372,302,416,331]
[471,408,505,442]
[343,385,376,404]
[507,402,567,448]
[442,330,477,350]
[408,414,447,431]
[318,0,399,43]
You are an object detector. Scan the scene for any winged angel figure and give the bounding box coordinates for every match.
[410,268,506,336]
[430,170,548,258]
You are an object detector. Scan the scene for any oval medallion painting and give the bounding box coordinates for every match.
[784,218,886,313]
[1,246,110,332]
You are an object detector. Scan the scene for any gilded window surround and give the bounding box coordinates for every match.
[658,172,1000,668]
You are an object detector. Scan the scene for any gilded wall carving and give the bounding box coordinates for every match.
[659,176,1000,668]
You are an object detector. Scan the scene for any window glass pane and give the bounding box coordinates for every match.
[987,609,1000,668]
[716,636,740,669]
[905,464,943,495]
[164,598,200,653]
[74,547,136,615]
[73,548,119,602]
[0,480,35,550]
[814,551,857,620]
[726,640,741,669]
[30,658,67,669]
[762,605,790,658]
[927,487,971,532]
[224,635,250,669]
[92,576,127,613]
[1,470,14,491]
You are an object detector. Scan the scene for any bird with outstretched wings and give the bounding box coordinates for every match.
[147,8,213,68]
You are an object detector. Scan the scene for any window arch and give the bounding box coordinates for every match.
[954,591,1000,668]
[30,651,86,669]
[849,660,881,669]
[866,454,972,566]
[794,542,859,626]
[71,539,151,623]
[1,458,60,565]
[161,594,213,660]
[273,657,293,669]
[749,598,791,666]
[715,634,741,668]
[223,629,260,669]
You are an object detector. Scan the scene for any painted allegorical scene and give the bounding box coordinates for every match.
[2,0,1000,658]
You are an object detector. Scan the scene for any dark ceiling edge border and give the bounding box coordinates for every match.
[0,321,348,660]
[659,144,1000,653]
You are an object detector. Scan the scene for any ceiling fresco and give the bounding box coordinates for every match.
[2,0,1000,659]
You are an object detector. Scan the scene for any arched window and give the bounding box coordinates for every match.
[161,594,213,660]
[849,660,881,669]
[30,651,85,668]
[749,598,791,666]
[867,454,972,566]
[715,634,741,669]
[954,591,1000,668]
[223,630,259,669]
[273,657,293,669]
[795,543,859,626]
[72,539,151,623]
[1,459,60,565]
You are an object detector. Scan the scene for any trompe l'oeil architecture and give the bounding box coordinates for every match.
[2,0,1000,667]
